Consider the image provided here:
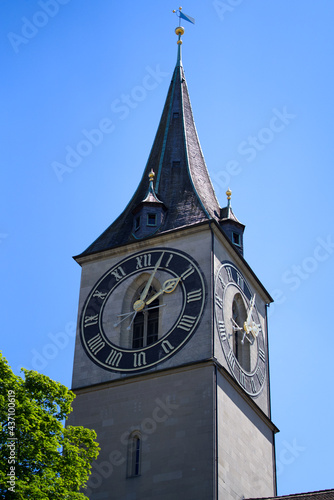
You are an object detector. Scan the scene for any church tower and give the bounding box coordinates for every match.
[68,16,278,500]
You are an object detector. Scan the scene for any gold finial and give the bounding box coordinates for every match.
[175,26,185,36]
[226,188,232,200]
[149,169,155,182]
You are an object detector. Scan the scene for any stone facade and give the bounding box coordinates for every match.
[69,364,215,500]
[69,223,277,498]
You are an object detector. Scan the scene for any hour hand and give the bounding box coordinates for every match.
[146,277,180,305]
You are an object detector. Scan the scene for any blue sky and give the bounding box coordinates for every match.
[1,0,334,496]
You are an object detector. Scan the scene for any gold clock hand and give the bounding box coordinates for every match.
[139,252,164,303]
[246,294,256,324]
[146,277,180,305]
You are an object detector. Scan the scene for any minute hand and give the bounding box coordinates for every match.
[139,252,164,302]
[246,294,256,324]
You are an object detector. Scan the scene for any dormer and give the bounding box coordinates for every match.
[219,189,245,256]
[132,170,167,240]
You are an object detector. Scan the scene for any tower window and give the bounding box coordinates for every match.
[147,213,157,226]
[172,160,180,168]
[132,296,159,348]
[173,112,179,119]
[127,432,141,477]
[232,232,241,246]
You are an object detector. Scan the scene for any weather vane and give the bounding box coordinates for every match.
[172,6,195,49]
[172,6,195,27]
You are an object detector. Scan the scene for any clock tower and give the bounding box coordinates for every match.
[68,22,278,500]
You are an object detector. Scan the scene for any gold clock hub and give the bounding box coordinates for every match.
[133,299,145,312]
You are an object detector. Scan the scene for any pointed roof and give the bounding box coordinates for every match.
[140,169,164,206]
[79,34,221,257]
[220,188,244,227]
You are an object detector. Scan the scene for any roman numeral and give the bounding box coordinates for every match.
[87,333,105,355]
[105,349,122,367]
[133,352,147,368]
[215,293,223,309]
[165,253,173,268]
[259,348,266,363]
[161,340,175,354]
[181,266,195,281]
[251,378,257,394]
[178,315,197,332]
[227,350,236,370]
[218,320,226,340]
[92,290,107,300]
[236,272,244,290]
[84,314,98,327]
[256,366,265,385]
[110,266,126,282]
[226,266,233,282]
[218,274,226,289]
[136,253,152,269]
[187,289,202,303]
[239,370,246,388]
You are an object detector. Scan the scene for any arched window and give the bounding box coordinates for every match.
[132,290,159,348]
[127,431,141,477]
[232,294,250,372]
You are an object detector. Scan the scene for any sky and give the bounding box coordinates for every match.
[1,0,334,496]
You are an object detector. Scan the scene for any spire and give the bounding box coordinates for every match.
[79,20,222,257]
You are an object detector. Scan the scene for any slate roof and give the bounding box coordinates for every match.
[220,205,244,226]
[248,489,334,500]
[79,48,221,257]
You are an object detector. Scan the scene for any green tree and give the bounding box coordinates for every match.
[0,352,99,499]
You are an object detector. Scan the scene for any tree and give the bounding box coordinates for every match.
[0,352,99,499]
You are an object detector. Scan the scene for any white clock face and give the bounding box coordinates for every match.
[215,261,266,396]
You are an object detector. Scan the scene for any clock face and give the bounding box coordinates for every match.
[80,248,206,373]
[214,261,266,396]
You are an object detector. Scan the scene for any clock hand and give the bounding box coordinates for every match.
[127,311,137,331]
[249,322,261,338]
[114,304,166,328]
[146,277,180,305]
[114,311,136,328]
[231,317,243,331]
[246,294,256,324]
[138,252,165,304]
[242,294,257,343]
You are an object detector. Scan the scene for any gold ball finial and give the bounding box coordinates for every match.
[175,26,185,36]
[226,188,232,200]
[149,169,155,182]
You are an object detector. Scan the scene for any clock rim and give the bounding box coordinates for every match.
[79,247,207,372]
[214,260,266,396]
